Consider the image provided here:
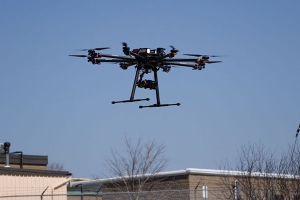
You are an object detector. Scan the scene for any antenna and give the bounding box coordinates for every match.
[291,124,300,166]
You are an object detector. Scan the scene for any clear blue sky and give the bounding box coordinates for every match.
[1,1,299,178]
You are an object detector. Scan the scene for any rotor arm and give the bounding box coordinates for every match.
[119,62,137,70]
[164,62,198,68]
[94,58,135,63]
[164,58,198,62]
[164,62,203,70]
[156,53,172,60]
[99,53,136,60]
[129,51,146,60]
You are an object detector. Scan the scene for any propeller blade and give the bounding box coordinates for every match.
[69,55,87,57]
[76,49,89,51]
[206,61,222,64]
[94,47,110,51]
[183,54,203,57]
[210,55,223,57]
[184,54,223,57]
[170,45,179,52]
[76,47,110,51]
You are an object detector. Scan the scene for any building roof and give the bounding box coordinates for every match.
[0,167,71,177]
[0,154,48,166]
[70,168,300,188]
[69,168,236,188]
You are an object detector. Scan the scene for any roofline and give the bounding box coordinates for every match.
[70,168,233,187]
[0,167,71,177]
[70,168,300,188]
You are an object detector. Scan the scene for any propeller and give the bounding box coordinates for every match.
[205,61,222,64]
[69,55,88,57]
[183,54,222,57]
[77,47,110,51]
[170,45,179,53]
[122,42,130,56]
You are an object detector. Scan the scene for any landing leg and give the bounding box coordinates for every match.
[153,68,161,105]
[112,65,150,104]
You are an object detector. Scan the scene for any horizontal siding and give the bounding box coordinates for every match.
[0,174,67,200]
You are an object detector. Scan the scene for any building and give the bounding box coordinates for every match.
[69,168,235,200]
[0,145,71,200]
[70,168,300,200]
[0,167,71,200]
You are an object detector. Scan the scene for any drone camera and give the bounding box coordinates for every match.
[138,80,157,90]
[145,80,157,90]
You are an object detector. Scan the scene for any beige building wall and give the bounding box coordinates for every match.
[189,174,234,200]
[0,174,68,200]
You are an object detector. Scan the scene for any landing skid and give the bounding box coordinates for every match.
[112,98,150,104]
[139,103,180,109]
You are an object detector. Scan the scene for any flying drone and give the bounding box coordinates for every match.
[69,43,222,108]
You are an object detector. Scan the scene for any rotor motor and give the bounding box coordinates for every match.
[123,47,130,55]
[122,42,130,55]
[119,63,128,70]
[162,66,171,72]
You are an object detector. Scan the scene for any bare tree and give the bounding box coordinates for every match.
[218,142,300,200]
[103,135,170,200]
[47,161,64,171]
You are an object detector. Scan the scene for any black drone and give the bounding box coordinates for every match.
[69,43,222,108]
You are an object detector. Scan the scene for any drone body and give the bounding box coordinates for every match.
[69,43,222,108]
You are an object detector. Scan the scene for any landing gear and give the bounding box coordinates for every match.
[111,65,150,104]
[139,103,180,109]
[112,64,180,108]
